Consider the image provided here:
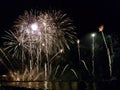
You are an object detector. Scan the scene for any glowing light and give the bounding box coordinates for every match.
[42,43,45,46]
[60,49,64,53]
[2,75,7,77]
[43,22,47,27]
[16,77,20,81]
[31,23,38,31]
[98,25,104,32]
[91,33,96,37]
[77,39,80,44]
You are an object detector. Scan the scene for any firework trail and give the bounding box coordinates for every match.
[53,65,60,80]
[77,39,81,64]
[60,64,69,77]
[70,69,78,79]
[98,25,112,78]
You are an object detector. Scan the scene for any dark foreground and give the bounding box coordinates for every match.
[1,80,120,90]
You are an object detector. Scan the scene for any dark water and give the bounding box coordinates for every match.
[0,81,87,90]
[0,80,120,90]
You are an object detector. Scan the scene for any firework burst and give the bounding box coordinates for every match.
[4,10,76,60]
[13,10,76,54]
[2,10,76,81]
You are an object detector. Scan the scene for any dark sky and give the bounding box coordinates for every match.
[0,0,120,38]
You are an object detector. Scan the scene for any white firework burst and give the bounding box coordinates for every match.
[13,10,76,54]
[2,10,76,81]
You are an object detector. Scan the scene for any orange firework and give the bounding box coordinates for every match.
[98,24,104,32]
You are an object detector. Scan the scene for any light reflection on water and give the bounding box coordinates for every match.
[1,81,82,90]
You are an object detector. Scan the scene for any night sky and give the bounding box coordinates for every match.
[0,0,120,38]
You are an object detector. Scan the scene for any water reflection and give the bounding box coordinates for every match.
[0,81,88,90]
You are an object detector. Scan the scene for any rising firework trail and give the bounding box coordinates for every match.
[77,39,80,64]
[98,25,112,78]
